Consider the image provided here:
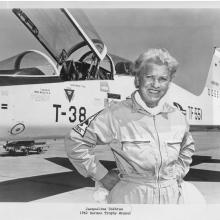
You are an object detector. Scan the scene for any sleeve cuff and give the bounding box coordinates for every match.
[91,162,109,181]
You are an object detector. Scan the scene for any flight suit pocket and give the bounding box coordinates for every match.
[165,140,182,161]
[121,140,151,152]
[121,140,157,169]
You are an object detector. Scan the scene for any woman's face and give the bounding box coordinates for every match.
[137,63,172,108]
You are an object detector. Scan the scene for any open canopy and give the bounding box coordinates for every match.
[0,8,113,80]
[12,8,107,65]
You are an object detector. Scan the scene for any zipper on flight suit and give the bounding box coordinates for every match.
[153,115,163,203]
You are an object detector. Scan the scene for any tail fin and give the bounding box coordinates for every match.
[205,48,220,90]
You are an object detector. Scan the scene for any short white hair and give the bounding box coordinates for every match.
[133,48,179,77]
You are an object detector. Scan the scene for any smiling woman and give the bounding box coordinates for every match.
[133,48,178,108]
[65,48,205,204]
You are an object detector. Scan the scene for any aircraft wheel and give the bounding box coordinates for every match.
[9,149,15,155]
[23,149,29,156]
[37,148,43,154]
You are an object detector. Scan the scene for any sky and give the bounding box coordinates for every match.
[1,8,220,95]
[84,8,220,95]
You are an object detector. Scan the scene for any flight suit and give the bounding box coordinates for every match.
[65,91,195,204]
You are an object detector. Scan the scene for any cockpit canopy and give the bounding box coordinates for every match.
[13,8,107,64]
[0,9,115,82]
[0,50,58,76]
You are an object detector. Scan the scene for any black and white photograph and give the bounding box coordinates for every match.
[0,1,220,219]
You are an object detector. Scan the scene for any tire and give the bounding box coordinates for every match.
[9,149,15,155]
[23,149,29,156]
[37,147,43,154]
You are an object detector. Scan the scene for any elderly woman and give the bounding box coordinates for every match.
[65,48,197,204]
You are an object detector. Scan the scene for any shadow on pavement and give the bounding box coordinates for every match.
[46,156,220,182]
[185,168,220,182]
[1,155,219,202]
[184,155,220,181]
[46,157,75,170]
[191,155,220,166]
[45,157,117,171]
[0,168,94,202]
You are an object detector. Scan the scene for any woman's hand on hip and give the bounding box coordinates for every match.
[100,169,120,191]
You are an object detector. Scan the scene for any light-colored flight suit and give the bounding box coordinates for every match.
[65,91,195,204]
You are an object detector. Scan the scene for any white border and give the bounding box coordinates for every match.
[1,1,220,9]
[1,2,220,220]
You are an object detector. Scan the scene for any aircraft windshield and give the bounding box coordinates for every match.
[0,50,58,76]
[13,9,106,64]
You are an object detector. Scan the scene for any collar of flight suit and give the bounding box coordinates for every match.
[130,90,175,116]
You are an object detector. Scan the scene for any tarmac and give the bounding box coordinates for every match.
[0,131,220,204]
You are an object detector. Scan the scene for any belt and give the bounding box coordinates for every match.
[118,173,178,188]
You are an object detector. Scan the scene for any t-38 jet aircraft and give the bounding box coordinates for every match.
[0,8,220,145]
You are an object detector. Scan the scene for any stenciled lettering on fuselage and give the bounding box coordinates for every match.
[207,87,220,99]
[72,110,103,137]
[173,102,203,121]
[1,103,8,110]
[53,104,86,123]
[188,105,203,121]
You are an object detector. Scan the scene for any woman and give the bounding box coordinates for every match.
[65,48,201,204]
